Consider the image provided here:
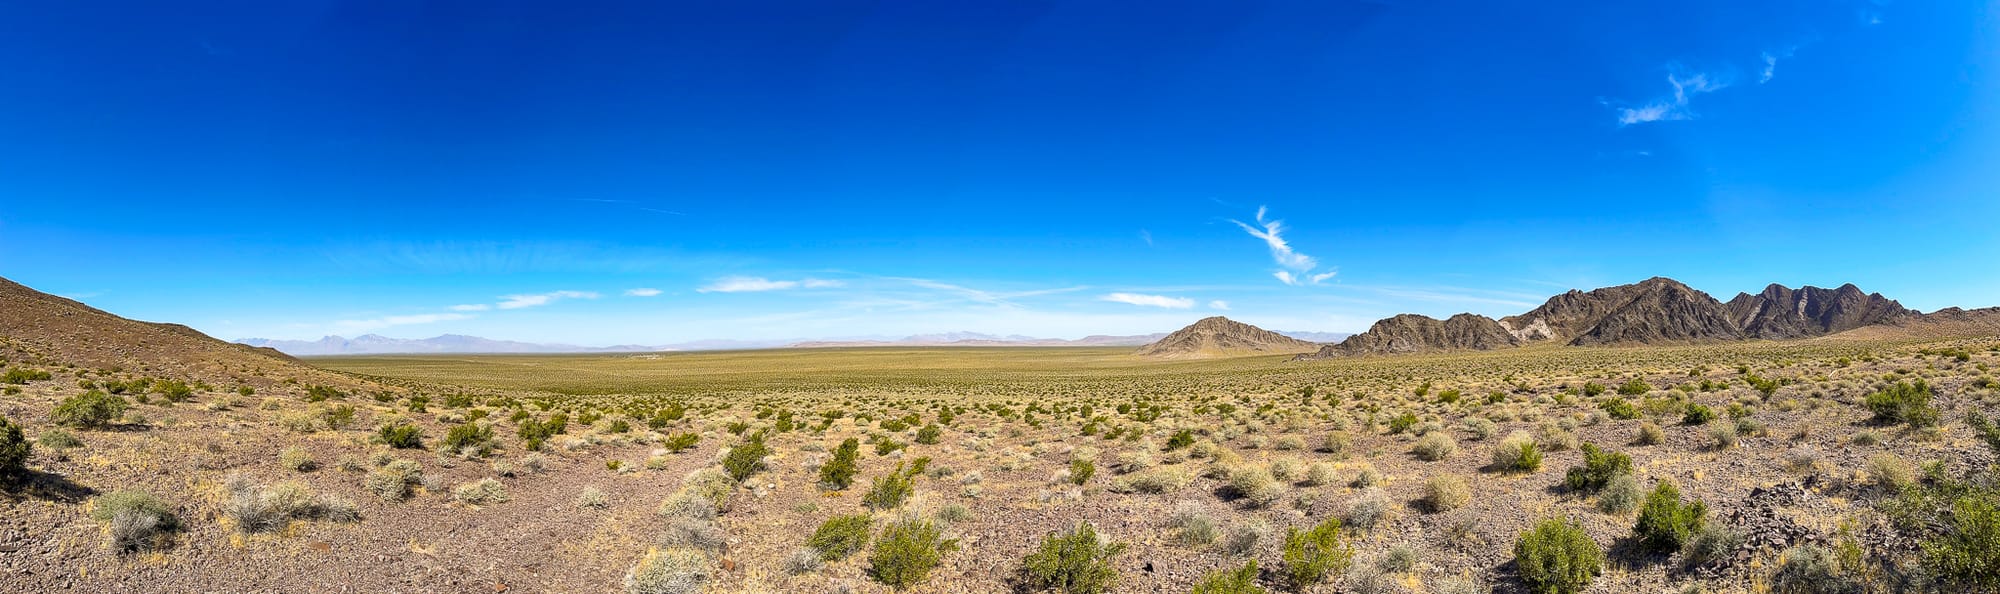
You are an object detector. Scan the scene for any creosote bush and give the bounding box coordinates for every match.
[1634,480,1707,553]
[1021,522,1126,594]
[721,433,769,482]
[1281,516,1353,588]
[820,437,861,490]
[1864,380,1939,428]
[1515,518,1602,594]
[808,513,873,561]
[870,515,958,590]
[1562,443,1631,493]
[50,390,129,428]
[1190,560,1264,594]
[0,415,29,485]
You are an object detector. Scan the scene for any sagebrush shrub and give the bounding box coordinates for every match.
[623,547,709,594]
[1413,432,1457,461]
[90,490,179,553]
[1425,475,1471,512]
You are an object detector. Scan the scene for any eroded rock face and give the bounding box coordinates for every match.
[1135,316,1320,359]
[1725,283,1917,339]
[1301,278,1934,359]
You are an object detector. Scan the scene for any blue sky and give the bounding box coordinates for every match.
[2,1,1997,344]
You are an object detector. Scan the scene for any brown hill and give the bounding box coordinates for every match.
[0,276,332,387]
[1135,316,1319,359]
[1301,278,1962,359]
[1306,313,1519,358]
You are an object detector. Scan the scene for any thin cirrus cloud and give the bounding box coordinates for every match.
[624,288,663,297]
[1616,67,1730,126]
[1100,292,1195,309]
[1229,206,1336,286]
[1208,300,1231,310]
[497,290,601,309]
[697,276,845,293]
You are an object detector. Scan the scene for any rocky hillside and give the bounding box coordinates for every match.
[1725,283,1918,339]
[1135,316,1320,359]
[1302,278,1937,359]
[0,276,345,387]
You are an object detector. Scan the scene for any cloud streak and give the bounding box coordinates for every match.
[1617,67,1730,126]
[698,276,845,293]
[624,288,663,297]
[497,290,600,309]
[1229,206,1337,285]
[1100,293,1195,309]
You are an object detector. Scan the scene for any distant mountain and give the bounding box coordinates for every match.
[1135,316,1321,359]
[236,334,662,356]
[1300,278,1938,359]
[1277,330,1353,343]
[788,333,1165,348]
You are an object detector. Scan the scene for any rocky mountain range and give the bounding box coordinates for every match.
[1299,277,1927,359]
[1134,316,1322,359]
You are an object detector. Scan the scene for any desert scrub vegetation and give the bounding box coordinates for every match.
[224,476,358,533]
[1562,443,1631,493]
[819,437,861,489]
[0,415,28,485]
[807,513,872,561]
[50,390,128,428]
[1020,522,1126,594]
[1424,474,1472,512]
[1863,380,1940,428]
[1492,430,1543,472]
[1190,560,1262,594]
[1634,480,1708,554]
[1515,518,1602,594]
[366,459,424,501]
[870,515,958,589]
[864,461,920,510]
[1280,516,1353,588]
[1413,431,1457,461]
[452,477,510,505]
[90,490,179,553]
[623,547,709,594]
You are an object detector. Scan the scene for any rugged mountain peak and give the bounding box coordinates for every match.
[1725,283,1917,339]
[1135,316,1320,359]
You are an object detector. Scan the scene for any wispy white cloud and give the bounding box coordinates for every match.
[1229,206,1336,285]
[624,288,663,297]
[1208,300,1231,310]
[331,312,474,334]
[1099,293,1196,309]
[448,303,490,312]
[1758,46,1801,84]
[1139,230,1154,246]
[698,276,844,293]
[1616,67,1730,126]
[497,290,600,309]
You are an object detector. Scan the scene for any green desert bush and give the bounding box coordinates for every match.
[662,432,700,453]
[1021,522,1126,594]
[1599,398,1640,420]
[0,415,29,485]
[1562,443,1632,493]
[721,434,769,482]
[90,490,179,552]
[1190,560,1264,594]
[375,422,424,449]
[1281,517,1353,588]
[1515,518,1602,594]
[440,422,495,457]
[1865,380,1940,428]
[1069,458,1096,486]
[864,463,918,511]
[37,427,81,450]
[50,390,128,428]
[870,515,958,590]
[1635,480,1707,553]
[808,513,873,561]
[1682,403,1716,425]
[820,437,861,489]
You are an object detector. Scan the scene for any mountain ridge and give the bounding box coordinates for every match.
[1134,316,1321,359]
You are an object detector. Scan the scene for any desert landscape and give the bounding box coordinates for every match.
[5,275,1999,593]
[6,3,1996,593]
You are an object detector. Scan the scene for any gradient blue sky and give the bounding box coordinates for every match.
[3,1,1997,344]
